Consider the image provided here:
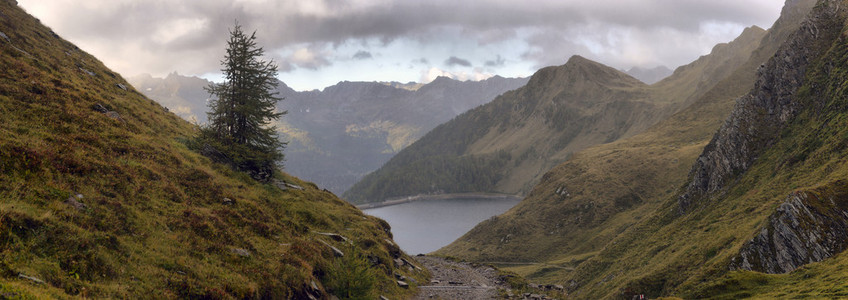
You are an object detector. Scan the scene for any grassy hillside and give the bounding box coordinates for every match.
[442,0,848,298]
[344,26,766,204]
[565,5,848,295]
[0,2,424,298]
[437,0,815,268]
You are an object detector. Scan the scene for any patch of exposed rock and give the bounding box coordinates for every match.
[731,188,848,273]
[677,0,845,213]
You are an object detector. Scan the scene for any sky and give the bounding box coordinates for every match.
[17,0,785,91]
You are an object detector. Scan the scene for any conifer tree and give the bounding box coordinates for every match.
[198,22,285,181]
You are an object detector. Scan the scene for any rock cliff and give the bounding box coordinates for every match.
[678,0,844,213]
[731,187,848,273]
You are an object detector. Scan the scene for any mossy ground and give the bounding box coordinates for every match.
[0,1,426,298]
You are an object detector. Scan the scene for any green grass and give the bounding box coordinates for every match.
[437,0,826,298]
[0,2,426,298]
[561,2,848,298]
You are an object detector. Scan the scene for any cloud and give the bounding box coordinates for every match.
[18,0,785,88]
[421,67,493,83]
[485,55,506,67]
[445,56,472,67]
[352,50,373,60]
[279,45,333,71]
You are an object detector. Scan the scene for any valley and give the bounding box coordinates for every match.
[129,74,528,195]
[7,0,848,299]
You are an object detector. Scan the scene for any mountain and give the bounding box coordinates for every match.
[443,0,848,298]
[129,74,528,195]
[624,66,672,84]
[344,25,767,204]
[437,0,813,270]
[127,73,212,124]
[0,2,423,298]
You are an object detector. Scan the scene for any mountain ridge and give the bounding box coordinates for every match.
[344,24,767,204]
[436,0,814,269]
[437,0,848,298]
[130,73,528,195]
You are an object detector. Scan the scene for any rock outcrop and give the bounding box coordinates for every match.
[731,188,848,273]
[678,0,845,213]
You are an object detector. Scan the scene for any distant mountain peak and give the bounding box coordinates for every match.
[527,55,645,91]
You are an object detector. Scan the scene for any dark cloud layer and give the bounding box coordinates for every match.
[445,56,472,67]
[485,55,506,67]
[353,50,373,60]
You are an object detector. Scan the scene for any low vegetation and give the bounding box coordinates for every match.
[439,0,848,298]
[0,1,425,298]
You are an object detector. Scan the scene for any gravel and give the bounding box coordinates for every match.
[412,255,506,299]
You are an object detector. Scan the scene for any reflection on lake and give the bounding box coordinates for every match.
[363,196,521,255]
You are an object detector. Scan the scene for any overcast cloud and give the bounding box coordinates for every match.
[18,0,784,90]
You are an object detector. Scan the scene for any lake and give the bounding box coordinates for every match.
[363,196,521,255]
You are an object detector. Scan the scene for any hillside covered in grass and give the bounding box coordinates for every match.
[437,0,814,268]
[444,0,848,298]
[0,1,424,298]
[344,23,767,204]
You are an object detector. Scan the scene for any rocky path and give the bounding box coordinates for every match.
[412,255,506,299]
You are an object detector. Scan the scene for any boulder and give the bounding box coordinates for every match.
[0,31,8,42]
[116,83,128,91]
[319,240,344,257]
[105,111,125,123]
[222,197,234,205]
[65,194,86,210]
[315,232,349,243]
[231,248,251,257]
[396,280,408,288]
[272,179,288,191]
[18,273,45,284]
[400,258,421,270]
[91,103,109,113]
[79,67,95,76]
[286,182,304,190]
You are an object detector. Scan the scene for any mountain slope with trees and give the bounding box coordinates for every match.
[0,2,424,298]
[344,26,767,204]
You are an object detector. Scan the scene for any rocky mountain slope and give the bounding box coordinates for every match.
[129,74,528,195]
[0,1,424,298]
[438,0,813,266]
[344,25,767,204]
[442,0,848,298]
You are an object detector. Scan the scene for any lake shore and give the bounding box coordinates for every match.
[357,193,522,210]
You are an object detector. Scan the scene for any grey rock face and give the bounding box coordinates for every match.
[678,0,844,213]
[731,190,848,273]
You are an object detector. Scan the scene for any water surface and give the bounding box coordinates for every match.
[363,196,520,254]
